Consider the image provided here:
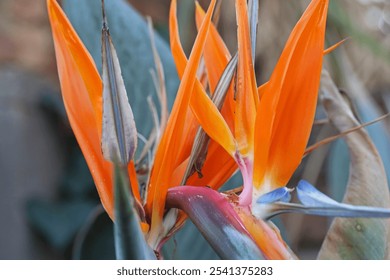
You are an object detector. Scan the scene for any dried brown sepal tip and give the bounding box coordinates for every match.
[101,0,138,165]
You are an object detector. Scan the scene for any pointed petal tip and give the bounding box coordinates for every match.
[47,0,114,217]
[253,0,329,189]
[296,180,339,207]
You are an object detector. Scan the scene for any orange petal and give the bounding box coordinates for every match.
[187,140,238,189]
[168,0,203,166]
[170,0,236,165]
[169,0,187,80]
[195,3,230,94]
[257,81,268,100]
[189,86,236,156]
[195,2,236,132]
[253,0,329,192]
[147,0,217,242]
[235,0,258,156]
[47,0,113,217]
[172,139,238,190]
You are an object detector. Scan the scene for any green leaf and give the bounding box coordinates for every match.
[318,70,390,260]
[27,199,96,252]
[113,164,156,260]
[73,206,116,260]
[167,186,264,260]
[63,0,179,137]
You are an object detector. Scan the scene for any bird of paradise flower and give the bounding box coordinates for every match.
[47,0,390,260]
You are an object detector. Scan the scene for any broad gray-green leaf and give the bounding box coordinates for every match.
[101,10,137,164]
[72,206,115,260]
[63,0,179,137]
[27,199,95,252]
[318,70,390,260]
[113,164,156,260]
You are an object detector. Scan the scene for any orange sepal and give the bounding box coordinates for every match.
[171,5,236,156]
[141,222,150,234]
[190,87,236,156]
[168,0,205,166]
[235,0,258,156]
[253,0,329,190]
[171,139,238,190]
[47,0,114,217]
[146,0,217,240]
[195,3,230,94]
[187,141,238,189]
[170,0,236,164]
[195,2,236,132]
[257,81,269,100]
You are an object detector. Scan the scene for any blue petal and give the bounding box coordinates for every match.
[296,180,340,207]
[257,187,292,204]
[257,181,390,220]
[282,180,390,218]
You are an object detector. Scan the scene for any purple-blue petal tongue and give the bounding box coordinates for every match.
[257,187,292,204]
[296,180,340,207]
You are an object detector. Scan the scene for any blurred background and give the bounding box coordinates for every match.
[0,0,390,259]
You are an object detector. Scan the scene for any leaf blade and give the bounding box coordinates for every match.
[114,164,155,260]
